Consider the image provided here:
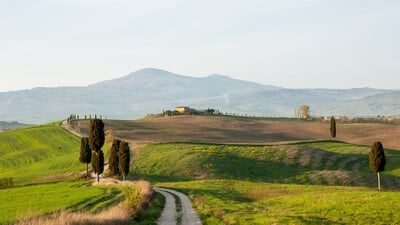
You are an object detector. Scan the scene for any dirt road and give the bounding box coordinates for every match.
[154,188,202,225]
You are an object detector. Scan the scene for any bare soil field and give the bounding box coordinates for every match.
[72,116,400,150]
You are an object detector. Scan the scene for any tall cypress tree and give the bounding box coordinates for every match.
[79,137,91,178]
[109,139,121,177]
[330,116,336,140]
[89,119,105,153]
[369,141,386,190]
[119,141,130,181]
[91,150,104,182]
[89,119,105,182]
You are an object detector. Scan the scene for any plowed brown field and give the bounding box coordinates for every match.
[73,116,400,150]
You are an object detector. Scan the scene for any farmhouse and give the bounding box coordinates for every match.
[175,106,191,114]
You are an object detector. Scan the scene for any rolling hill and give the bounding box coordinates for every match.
[0,68,398,124]
[73,115,400,150]
[0,125,82,183]
[2,117,400,224]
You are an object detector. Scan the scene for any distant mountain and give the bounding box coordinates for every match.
[0,121,30,131]
[0,68,397,124]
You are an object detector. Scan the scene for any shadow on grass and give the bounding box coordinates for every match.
[286,216,346,225]
[133,141,400,188]
[68,187,123,213]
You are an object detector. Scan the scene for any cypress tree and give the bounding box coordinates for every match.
[89,119,105,153]
[369,141,386,190]
[119,141,130,181]
[91,152,98,179]
[330,116,336,140]
[109,139,121,177]
[91,150,104,182]
[89,119,105,182]
[79,137,91,178]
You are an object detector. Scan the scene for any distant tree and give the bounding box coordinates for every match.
[109,139,121,177]
[79,137,92,178]
[164,110,172,117]
[369,141,386,190]
[300,105,310,119]
[89,119,105,182]
[119,141,130,181]
[330,116,336,140]
[92,150,104,182]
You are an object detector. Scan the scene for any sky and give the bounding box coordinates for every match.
[1,0,399,92]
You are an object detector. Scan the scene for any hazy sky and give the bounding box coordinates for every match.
[1,0,399,92]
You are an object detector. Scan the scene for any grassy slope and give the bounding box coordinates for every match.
[0,181,123,224]
[160,180,400,225]
[0,124,124,224]
[0,125,82,183]
[132,141,400,224]
[133,142,400,187]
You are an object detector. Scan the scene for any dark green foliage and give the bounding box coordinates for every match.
[369,141,386,190]
[92,150,104,182]
[79,137,92,178]
[369,142,386,172]
[109,139,121,177]
[91,153,98,174]
[98,150,104,175]
[119,141,130,181]
[89,119,105,153]
[330,116,336,139]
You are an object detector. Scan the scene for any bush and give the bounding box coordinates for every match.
[125,182,153,219]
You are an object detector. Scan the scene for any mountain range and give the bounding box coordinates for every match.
[1,68,399,124]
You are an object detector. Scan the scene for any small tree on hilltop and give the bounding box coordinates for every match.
[369,141,386,190]
[89,119,105,182]
[119,141,130,181]
[109,139,121,177]
[79,137,91,178]
[330,116,336,140]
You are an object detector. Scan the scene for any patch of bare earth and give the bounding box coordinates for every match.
[73,116,400,150]
[282,146,299,165]
[298,148,313,167]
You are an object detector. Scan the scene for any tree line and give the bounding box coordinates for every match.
[79,118,130,182]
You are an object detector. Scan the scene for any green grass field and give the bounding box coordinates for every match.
[0,125,82,184]
[159,179,400,224]
[0,124,137,224]
[132,141,400,224]
[3,120,400,224]
[133,141,400,187]
[0,181,123,224]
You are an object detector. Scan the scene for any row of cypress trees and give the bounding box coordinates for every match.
[108,138,130,181]
[79,119,130,182]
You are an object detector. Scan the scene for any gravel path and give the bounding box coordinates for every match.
[155,188,202,225]
[155,188,177,225]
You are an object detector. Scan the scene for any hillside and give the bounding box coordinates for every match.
[133,141,400,188]
[0,68,398,124]
[73,116,400,150]
[0,125,82,183]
